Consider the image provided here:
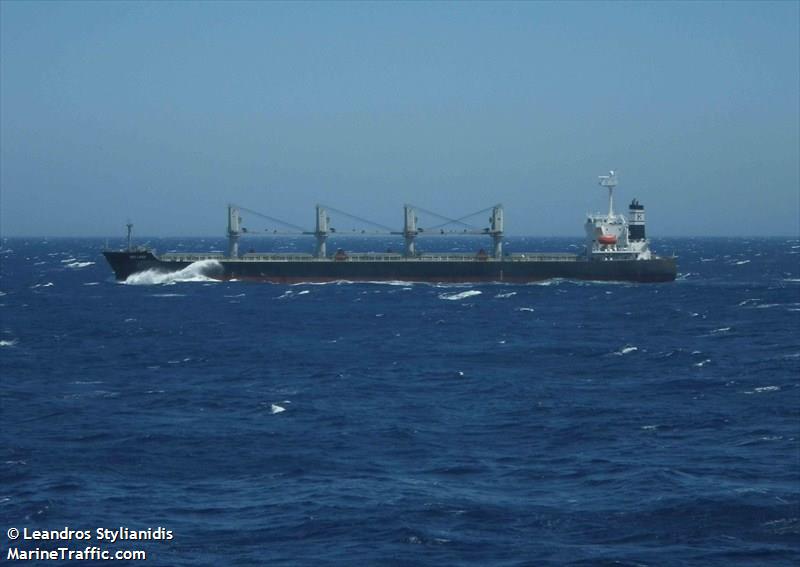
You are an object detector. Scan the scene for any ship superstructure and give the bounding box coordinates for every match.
[585,171,652,261]
[103,172,677,283]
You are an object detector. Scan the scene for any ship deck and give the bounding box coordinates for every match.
[158,252,581,263]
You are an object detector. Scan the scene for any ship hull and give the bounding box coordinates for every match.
[103,251,677,283]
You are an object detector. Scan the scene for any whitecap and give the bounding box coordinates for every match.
[495,292,517,298]
[65,261,95,269]
[711,327,731,334]
[367,280,414,286]
[516,307,535,312]
[529,279,563,286]
[614,345,638,355]
[83,282,100,286]
[754,386,780,393]
[270,404,286,414]
[694,359,711,367]
[0,339,17,347]
[122,260,223,285]
[734,260,751,265]
[438,290,482,301]
[296,290,310,295]
[31,282,54,289]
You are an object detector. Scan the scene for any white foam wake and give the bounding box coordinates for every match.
[123,260,223,285]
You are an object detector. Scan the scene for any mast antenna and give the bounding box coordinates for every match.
[598,170,618,218]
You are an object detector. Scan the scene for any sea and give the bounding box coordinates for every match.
[1,236,798,566]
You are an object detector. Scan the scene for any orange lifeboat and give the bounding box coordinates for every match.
[598,234,617,245]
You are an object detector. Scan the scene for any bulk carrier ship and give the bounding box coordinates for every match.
[103,172,677,283]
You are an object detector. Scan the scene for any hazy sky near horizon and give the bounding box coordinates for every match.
[1,0,798,237]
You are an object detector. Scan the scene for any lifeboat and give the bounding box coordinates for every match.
[598,234,617,245]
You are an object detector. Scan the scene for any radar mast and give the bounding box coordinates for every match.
[598,170,618,219]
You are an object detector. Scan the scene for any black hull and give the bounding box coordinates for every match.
[103,251,677,283]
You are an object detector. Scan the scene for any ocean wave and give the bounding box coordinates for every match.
[122,260,223,285]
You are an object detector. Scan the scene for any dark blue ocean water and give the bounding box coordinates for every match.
[1,236,798,566]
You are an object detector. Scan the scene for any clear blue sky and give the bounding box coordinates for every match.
[1,0,798,236]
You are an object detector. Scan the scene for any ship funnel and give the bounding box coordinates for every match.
[628,198,646,241]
